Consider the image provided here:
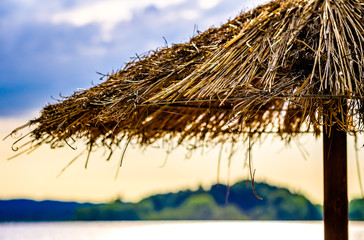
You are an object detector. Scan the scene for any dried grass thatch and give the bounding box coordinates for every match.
[8,0,364,154]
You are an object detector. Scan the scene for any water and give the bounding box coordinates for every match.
[0,221,363,240]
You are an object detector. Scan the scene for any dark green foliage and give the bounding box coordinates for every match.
[349,198,364,220]
[144,194,248,220]
[0,180,325,221]
[209,184,229,205]
[210,180,322,220]
[140,189,194,211]
[75,203,140,221]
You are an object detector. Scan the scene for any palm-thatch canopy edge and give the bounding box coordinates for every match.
[8,0,364,153]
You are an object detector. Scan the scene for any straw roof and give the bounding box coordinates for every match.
[9,0,364,153]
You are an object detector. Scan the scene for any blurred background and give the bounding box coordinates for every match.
[1,0,364,208]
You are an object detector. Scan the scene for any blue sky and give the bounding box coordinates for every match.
[0,0,267,116]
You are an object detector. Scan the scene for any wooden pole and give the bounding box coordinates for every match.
[323,122,348,240]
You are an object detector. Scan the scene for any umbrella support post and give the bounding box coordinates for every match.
[323,125,348,240]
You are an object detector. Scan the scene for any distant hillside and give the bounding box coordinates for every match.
[0,199,95,221]
[349,198,364,220]
[76,180,321,221]
[0,180,334,221]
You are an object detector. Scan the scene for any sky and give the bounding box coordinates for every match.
[1,0,364,205]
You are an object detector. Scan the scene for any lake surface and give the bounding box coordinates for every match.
[0,221,364,240]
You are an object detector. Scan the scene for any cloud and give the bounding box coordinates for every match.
[198,0,221,10]
[1,0,267,117]
[50,0,189,41]
[179,9,200,20]
[52,1,133,26]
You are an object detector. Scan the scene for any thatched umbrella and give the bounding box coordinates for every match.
[8,0,364,239]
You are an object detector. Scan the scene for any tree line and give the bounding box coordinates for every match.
[1,180,364,221]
